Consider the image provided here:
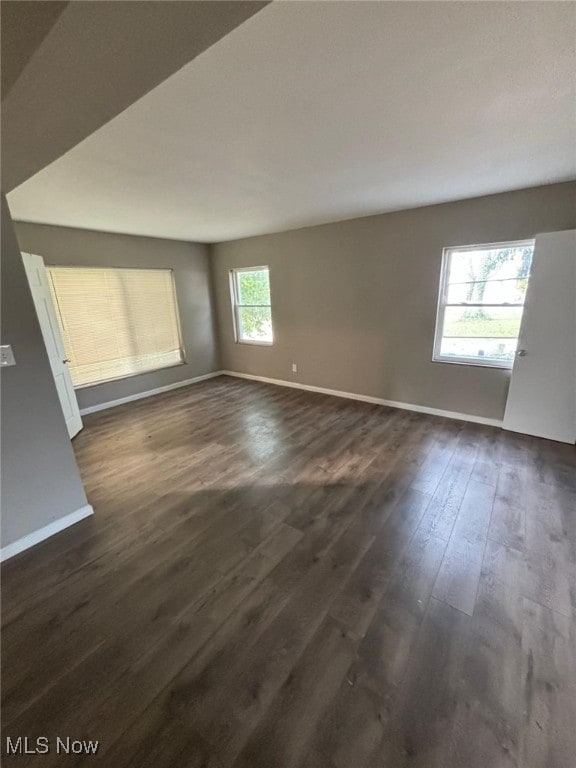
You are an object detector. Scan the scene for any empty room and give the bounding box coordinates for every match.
[1,1,575,767]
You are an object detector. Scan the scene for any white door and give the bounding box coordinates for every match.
[22,253,83,438]
[503,230,576,444]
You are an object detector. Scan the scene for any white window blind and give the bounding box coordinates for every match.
[47,266,184,387]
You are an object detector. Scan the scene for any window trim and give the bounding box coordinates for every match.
[74,360,186,390]
[432,239,535,370]
[230,265,274,346]
[47,264,186,389]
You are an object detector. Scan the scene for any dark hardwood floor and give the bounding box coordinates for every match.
[2,375,575,767]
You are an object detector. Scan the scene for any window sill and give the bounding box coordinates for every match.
[73,359,186,389]
[432,356,512,370]
[236,339,274,347]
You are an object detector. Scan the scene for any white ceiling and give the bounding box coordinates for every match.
[8,1,576,243]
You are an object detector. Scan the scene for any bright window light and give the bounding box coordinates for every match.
[230,266,273,345]
[433,240,534,368]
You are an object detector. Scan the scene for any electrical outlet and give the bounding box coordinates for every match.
[291,363,298,373]
[0,345,16,367]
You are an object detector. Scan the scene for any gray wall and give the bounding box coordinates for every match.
[212,182,576,421]
[1,197,88,548]
[15,221,220,410]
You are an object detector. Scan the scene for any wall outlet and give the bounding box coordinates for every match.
[0,345,16,367]
[291,363,298,373]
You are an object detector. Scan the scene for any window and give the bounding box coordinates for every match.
[230,266,273,344]
[433,240,534,368]
[47,266,184,387]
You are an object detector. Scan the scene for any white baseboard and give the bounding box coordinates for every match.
[79,371,223,415]
[0,504,94,562]
[79,368,501,428]
[221,370,503,428]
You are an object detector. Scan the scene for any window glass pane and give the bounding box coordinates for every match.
[236,268,271,306]
[448,245,533,286]
[440,337,518,364]
[443,306,523,339]
[239,306,273,343]
[48,267,183,387]
[446,277,529,305]
[435,241,534,367]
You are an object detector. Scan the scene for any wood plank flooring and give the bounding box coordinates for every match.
[1,375,575,767]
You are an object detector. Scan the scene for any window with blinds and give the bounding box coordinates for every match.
[47,266,184,387]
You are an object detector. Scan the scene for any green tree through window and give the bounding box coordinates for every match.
[232,267,273,343]
[434,241,534,366]
[464,246,533,318]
